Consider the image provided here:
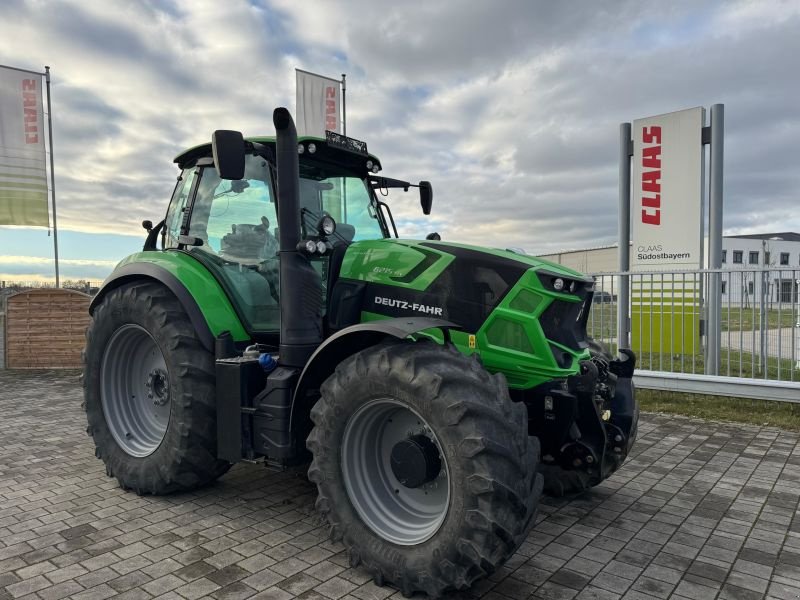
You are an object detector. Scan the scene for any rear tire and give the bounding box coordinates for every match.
[307,342,542,597]
[83,280,230,494]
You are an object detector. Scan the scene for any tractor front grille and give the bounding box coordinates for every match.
[540,291,592,354]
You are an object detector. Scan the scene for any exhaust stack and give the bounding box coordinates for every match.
[273,107,323,367]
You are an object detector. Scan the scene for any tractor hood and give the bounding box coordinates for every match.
[339,238,592,290]
[337,238,595,341]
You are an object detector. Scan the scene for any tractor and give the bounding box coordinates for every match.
[83,107,638,597]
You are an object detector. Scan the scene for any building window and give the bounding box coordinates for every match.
[721,281,727,294]
[722,250,727,263]
[748,281,754,295]
[780,252,789,265]
[764,251,770,265]
[749,251,759,265]
[733,251,743,264]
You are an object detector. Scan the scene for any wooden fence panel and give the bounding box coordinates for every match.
[5,289,91,369]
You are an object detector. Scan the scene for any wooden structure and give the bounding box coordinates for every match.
[4,288,90,369]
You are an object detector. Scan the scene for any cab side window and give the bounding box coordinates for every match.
[163,168,196,249]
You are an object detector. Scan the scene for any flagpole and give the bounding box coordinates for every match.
[45,66,59,288]
[341,73,346,136]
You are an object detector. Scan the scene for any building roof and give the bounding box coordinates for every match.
[536,242,620,256]
[726,232,800,242]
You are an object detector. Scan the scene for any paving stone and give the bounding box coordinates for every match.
[70,583,116,600]
[35,580,85,600]
[277,573,323,595]
[673,577,719,599]
[212,581,258,600]
[629,576,675,599]
[3,574,51,598]
[313,576,358,599]
[174,576,221,599]
[4,372,800,600]
[242,568,283,592]
[207,564,250,587]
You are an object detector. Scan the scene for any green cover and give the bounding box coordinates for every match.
[113,251,249,341]
[340,239,591,388]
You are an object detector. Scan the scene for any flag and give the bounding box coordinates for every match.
[0,65,49,226]
[295,69,341,138]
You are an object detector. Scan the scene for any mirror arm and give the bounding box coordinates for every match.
[143,219,165,251]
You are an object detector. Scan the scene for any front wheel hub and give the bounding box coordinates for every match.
[147,368,169,406]
[341,399,450,545]
[391,434,442,488]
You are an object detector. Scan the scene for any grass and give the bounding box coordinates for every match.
[639,388,800,431]
[635,349,797,380]
[721,307,798,332]
[589,301,798,336]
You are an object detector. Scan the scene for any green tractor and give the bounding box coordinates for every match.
[83,108,638,597]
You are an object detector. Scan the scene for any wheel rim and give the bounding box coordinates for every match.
[100,324,170,458]
[341,398,450,545]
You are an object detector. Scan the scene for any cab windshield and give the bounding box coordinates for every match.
[299,164,386,242]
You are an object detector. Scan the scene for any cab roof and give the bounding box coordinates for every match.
[173,135,382,171]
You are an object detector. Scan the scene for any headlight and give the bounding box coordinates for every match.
[553,278,565,291]
[297,143,304,154]
[316,240,327,254]
[366,160,373,169]
[308,143,316,154]
[304,239,316,254]
[318,214,336,236]
[371,165,380,173]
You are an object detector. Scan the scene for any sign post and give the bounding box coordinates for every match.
[617,123,632,351]
[707,104,725,374]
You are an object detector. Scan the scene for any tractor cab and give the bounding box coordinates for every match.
[158,131,431,341]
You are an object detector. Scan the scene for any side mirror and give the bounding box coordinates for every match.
[419,181,433,215]
[212,130,245,180]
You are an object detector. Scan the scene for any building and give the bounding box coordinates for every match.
[537,232,800,305]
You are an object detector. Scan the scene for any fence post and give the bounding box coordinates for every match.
[760,268,768,375]
[796,277,800,370]
[618,123,632,351]
[706,104,724,375]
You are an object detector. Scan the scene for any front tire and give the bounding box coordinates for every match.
[307,342,542,597]
[83,281,230,494]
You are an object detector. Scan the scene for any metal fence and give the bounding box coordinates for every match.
[588,268,800,399]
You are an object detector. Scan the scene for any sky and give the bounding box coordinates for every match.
[0,0,798,282]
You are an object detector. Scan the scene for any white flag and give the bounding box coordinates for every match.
[0,65,49,226]
[296,69,341,138]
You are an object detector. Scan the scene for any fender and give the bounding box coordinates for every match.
[289,317,461,434]
[91,263,219,353]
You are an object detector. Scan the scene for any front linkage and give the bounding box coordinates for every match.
[517,346,637,496]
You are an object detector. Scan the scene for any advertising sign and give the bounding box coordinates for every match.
[631,107,704,270]
[0,65,49,226]
[295,69,341,138]
[630,107,704,354]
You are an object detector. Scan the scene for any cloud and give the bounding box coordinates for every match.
[0,255,117,282]
[0,0,797,263]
